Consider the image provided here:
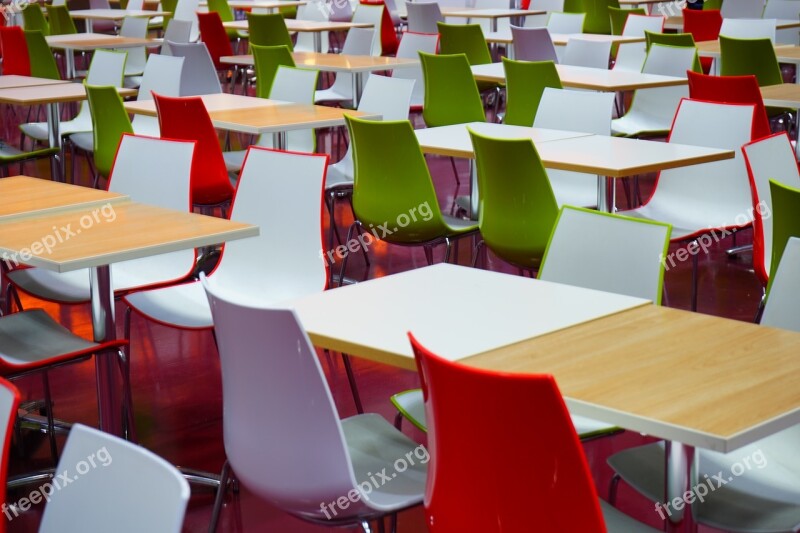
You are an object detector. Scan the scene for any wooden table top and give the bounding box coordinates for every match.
[472,63,688,92]
[0,176,128,222]
[223,19,374,32]
[0,202,258,272]
[761,82,800,107]
[68,8,170,19]
[0,83,136,105]
[46,33,158,50]
[440,7,544,18]
[0,76,70,90]
[124,93,284,116]
[220,52,418,72]
[484,30,646,45]
[464,304,800,453]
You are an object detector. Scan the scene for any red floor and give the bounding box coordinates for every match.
[1,102,761,532]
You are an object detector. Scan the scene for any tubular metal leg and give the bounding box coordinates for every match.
[90,265,122,436]
[689,241,699,312]
[46,102,63,182]
[41,372,58,463]
[341,353,364,414]
[665,441,696,533]
[208,460,232,533]
[360,520,373,533]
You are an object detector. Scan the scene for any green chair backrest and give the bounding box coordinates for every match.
[437,22,492,66]
[252,44,296,99]
[566,0,619,34]
[502,58,562,127]
[345,115,454,244]
[46,5,77,35]
[247,12,293,49]
[609,6,644,35]
[23,30,61,79]
[86,84,134,178]
[208,0,235,22]
[161,0,179,27]
[469,127,559,270]
[767,179,800,292]
[704,0,722,10]
[23,3,50,36]
[420,52,485,127]
[719,35,782,86]
[645,30,702,73]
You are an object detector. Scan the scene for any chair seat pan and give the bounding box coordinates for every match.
[325,159,354,190]
[223,150,245,173]
[0,141,58,163]
[0,309,98,367]
[599,499,660,532]
[548,169,599,208]
[69,132,94,152]
[622,201,751,241]
[7,251,194,304]
[315,87,352,103]
[611,114,670,137]
[20,120,91,141]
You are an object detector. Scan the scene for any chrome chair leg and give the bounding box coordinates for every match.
[40,371,58,463]
[448,157,461,186]
[208,460,232,533]
[360,520,373,533]
[341,353,364,414]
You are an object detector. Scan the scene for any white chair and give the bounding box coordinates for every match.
[20,50,127,147]
[315,27,375,104]
[38,424,190,533]
[202,276,426,533]
[764,0,800,44]
[393,31,438,109]
[611,43,696,136]
[613,14,665,73]
[118,16,148,80]
[607,237,800,533]
[173,0,201,41]
[406,1,443,33]
[546,11,585,34]
[352,3,384,56]
[533,87,615,208]
[561,37,611,68]
[224,66,318,173]
[720,18,777,42]
[294,2,330,53]
[511,25,559,62]
[167,40,223,95]
[132,54,185,137]
[161,18,193,56]
[123,146,328,333]
[6,135,197,304]
[721,0,766,19]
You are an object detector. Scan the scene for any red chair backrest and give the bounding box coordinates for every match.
[153,93,234,206]
[0,26,32,76]
[409,333,607,532]
[359,0,399,55]
[682,8,722,42]
[197,11,234,70]
[687,70,771,141]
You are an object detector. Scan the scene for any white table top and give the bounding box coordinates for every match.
[286,263,650,369]
[68,8,169,19]
[124,92,285,115]
[0,75,70,89]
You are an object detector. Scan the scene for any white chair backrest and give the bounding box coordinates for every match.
[133,55,184,136]
[764,0,800,43]
[120,15,148,38]
[358,74,414,119]
[162,18,193,55]
[168,41,223,95]
[643,42,697,76]
[51,0,67,5]
[341,25,375,55]
[531,0,564,10]
[126,0,144,8]
[295,3,330,53]
[613,42,646,72]
[762,237,800,330]
[352,3,384,55]
[721,0,766,18]
[511,25,559,62]
[720,18,776,42]
[38,424,190,533]
[539,206,671,304]
[384,0,402,26]
[742,133,800,282]
[623,13,664,35]
[86,49,127,86]
[119,16,148,75]
[561,37,610,68]
[271,66,318,103]
[534,87,613,135]
[329,0,353,22]
[173,0,201,41]
[214,147,328,298]
[406,1,443,34]
[546,11,585,33]
[394,31,438,107]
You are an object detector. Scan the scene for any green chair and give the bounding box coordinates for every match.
[704,0,722,9]
[158,0,179,30]
[566,0,619,34]
[767,179,800,293]
[420,52,485,128]
[85,85,134,185]
[645,30,703,73]
[24,31,61,80]
[468,127,559,271]
[719,35,782,86]
[437,22,492,65]
[46,6,78,36]
[340,115,478,280]
[22,3,50,36]
[0,142,59,178]
[247,12,293,49]
[502,58,562,127]
[609,6,644,35]
[252,44,295,98]
[208,0,247,41]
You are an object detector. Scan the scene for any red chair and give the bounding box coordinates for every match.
[359,0,399,55]
[153,93,235,210]
[197,11,234,72]
[409,333,657,532]
[0,26,31,76]
[687,70,771,140]
[0,377,20,533]
[682,8,721,73]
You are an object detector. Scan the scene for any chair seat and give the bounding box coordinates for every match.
[0,141,58,164]
[325,159,354,190]
[611,113,670,137]
[548,169,600,208]
[223,150,246,173]
[315,87,352,104]
[622,201,751,241]
[69,132,94,152]
[599,499,660,532]
[20,119,92,142]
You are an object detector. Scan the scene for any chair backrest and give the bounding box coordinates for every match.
[503,58,562,127]
[0,26,30,76]
[531,0,565,9]
[329,0,353,22]
[211,146,328,296]
[437,22,492,65]
[252,44,295,98]
[764,0,800,43]
[173,0,200,41]
[38,424,190,533]
[469,128,559,269]
[510,25,559,62]
[687,71,770,140]
[197,11,234,69]
[546,11,585,33]
[162,18,193,55]
[341,26,375,55]
[247,12,293,49]
[534,86,612,134]
[207,0,235,22]
[721,0,765,18]
[761,237,800,330]
[393,32,438,108]
[119,16,148,74]
[45,5,76,35]
[767,179,800,292]
[406,1,443,33]
[358,74,414,120]
[167,41,223,95]
[294,2,330,53]
[87,85,134,178]
[681,7,721,42]
[270,65,318,102]
[133,54,184,136]
[719,35,782,86]
[408,333,606,532]
[420,51,485,127]
[561,37,611,68]
[352,3,384,55]
[574,0,619,34]
[719,18,776,41]
[22,3,50,36]
[609,6,644,35]
[645,30,702,72]
[23,30,60,79]
[86,49,127,86]
[641,42,696,76]
[622,13,664,35]
[0,378,20,525]
[742,133,800,285]
[539,206,671,303]
[153,93,235,205]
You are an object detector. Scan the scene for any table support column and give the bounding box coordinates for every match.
[46,102,63,182]
[597,175,608,212]
[314,32,322,53]
[665,441,697,533]
[91,265,123,436]
[272,131,287,150]
[352,72,363,108]
[86,19,94,33]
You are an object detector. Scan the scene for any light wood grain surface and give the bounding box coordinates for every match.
[223,19,373,31]
[0,83,137,105]
[46,33,158,50]
[68,8,170,19]
[221,52,419,72]
[464,304,800,452]
[483,31,646,45]
[439,7,544,18]
[0,176,128,222]
[0,76,70,90]
[761,83,800,108]
[208,105,377,134]
[124,93,285,117]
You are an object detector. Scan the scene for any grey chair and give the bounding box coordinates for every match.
[511,25,558,62]
[405,1,443,34]
[161,18,193,56]
[166,40,222,95]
